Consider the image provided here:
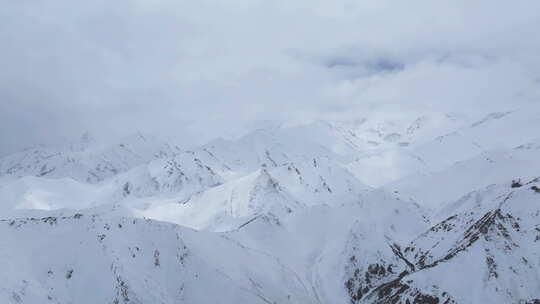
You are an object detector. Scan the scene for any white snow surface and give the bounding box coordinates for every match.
[1,107,540,304]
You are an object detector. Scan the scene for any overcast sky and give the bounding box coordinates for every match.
[1,0,540,155]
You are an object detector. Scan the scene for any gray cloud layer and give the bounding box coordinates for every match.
[1,0,540,155]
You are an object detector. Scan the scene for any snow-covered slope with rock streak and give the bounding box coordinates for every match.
[112,152,224,199]
[343,179,540,304]
[1,106,540,304]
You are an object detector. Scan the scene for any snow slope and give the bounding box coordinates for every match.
[0,176,115,214]
[385,144,540,209]
[0,214,314,304]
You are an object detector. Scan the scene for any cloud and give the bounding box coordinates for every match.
[1,0,540,155]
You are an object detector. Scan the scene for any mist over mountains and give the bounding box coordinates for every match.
[3,0,540,156]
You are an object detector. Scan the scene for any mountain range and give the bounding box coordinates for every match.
[1,107,539,304]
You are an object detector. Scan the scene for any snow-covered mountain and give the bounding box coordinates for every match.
[347,107,540,187]
[1,106,539,304]
[0,132,179,183]
[341,179,540,304]
[136,157,371,231]
[1,214,314,303]
[385,143,540,209]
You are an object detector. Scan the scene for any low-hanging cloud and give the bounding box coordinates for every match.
[1,0,540,155]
